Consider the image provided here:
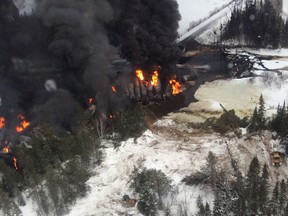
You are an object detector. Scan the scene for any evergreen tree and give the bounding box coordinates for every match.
[137,188,157,216]
[0,189,21,216]
[222,0,285,48]
[222,7,241,41]
[257,94,265,128]
[270,181,280,215]
[197,196,206,216]
[249,106,258,132]
[249,95,267,132]
[205,202,212,216]
[283,19,288,47]
[131,168,172,213]
[246,156,261,215]
[213,191,224,216]
[205,151,218,187]
[258,163,269,215]
[284,202,288,216]
[270,102,286,134]
[232,174,247,216]
[279,179,287,215]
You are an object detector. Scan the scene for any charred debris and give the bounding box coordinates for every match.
[0,0,261,170]
[0,0,184,169]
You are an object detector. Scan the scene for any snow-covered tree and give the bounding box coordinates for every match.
[213,191,225,216]
[246,156,261,215]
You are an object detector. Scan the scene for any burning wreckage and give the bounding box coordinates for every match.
[0,114,31,171]
[0,56,184,170]
[109,59,182,102]
[87,58,185,136]
[0,0,186,170]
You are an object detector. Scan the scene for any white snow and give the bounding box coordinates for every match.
[13,0,35,15]
[7,0,288,214]
[66,129,224,216]
[177,0,231,34]
[10,49,288,216]
[65,119,288,216]
[283,0,288,19]
[169,78,262,123]
[19,194,37,216]
[64,49,288,216]
[242,48,288,57]
[254,60,288,70]
[176,1,235,43]
[170,50,288,123]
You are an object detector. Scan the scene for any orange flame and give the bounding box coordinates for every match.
[89,98,93,104]
[112,86,117,93]
[13,157,18,170]
[169,76,182,95]
[16,115,30,133]
[0,117,5,129]
[3,146,9,153]
[151,71,158,87]
[136,70,145,81]
[2,146,18,170]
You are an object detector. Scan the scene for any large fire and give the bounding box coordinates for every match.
[151,71,159,87]
[136,70,145,81]
[16,115,30,133]
[0,117,5,129]
[169,76,182,95]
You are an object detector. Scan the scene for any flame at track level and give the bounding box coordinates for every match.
[16,115,30,133]
[151,71,158,87]
[112,86,117,93]
[13,157,18,170]
[169,76,182,95]
[89,98,93,104]
[136,70,145,81]
[0,117,5,129]
[2,146,18,170]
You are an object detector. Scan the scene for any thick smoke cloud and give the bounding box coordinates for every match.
[35,0,115,100]
[0,0,181,134]
[107,0,181,72]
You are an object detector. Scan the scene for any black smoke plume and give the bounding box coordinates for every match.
[0,0,181,134]
[107,0,181,73]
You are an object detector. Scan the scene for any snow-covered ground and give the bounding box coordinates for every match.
[176,0,234,43]
[62,49,288,216]
[64,121,288,216]
[169,49,288,123]
[11,49,288,216]
[177,0,231,34]
[243,48,288,58]
[66,128,219,216]
[12,0,288,41]
[7,0,288,214]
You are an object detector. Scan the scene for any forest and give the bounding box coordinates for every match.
[222,0,288,48]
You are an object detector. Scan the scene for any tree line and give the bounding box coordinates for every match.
[222,0,288,48]
[186,152,288,216]
[0,110,102,215]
